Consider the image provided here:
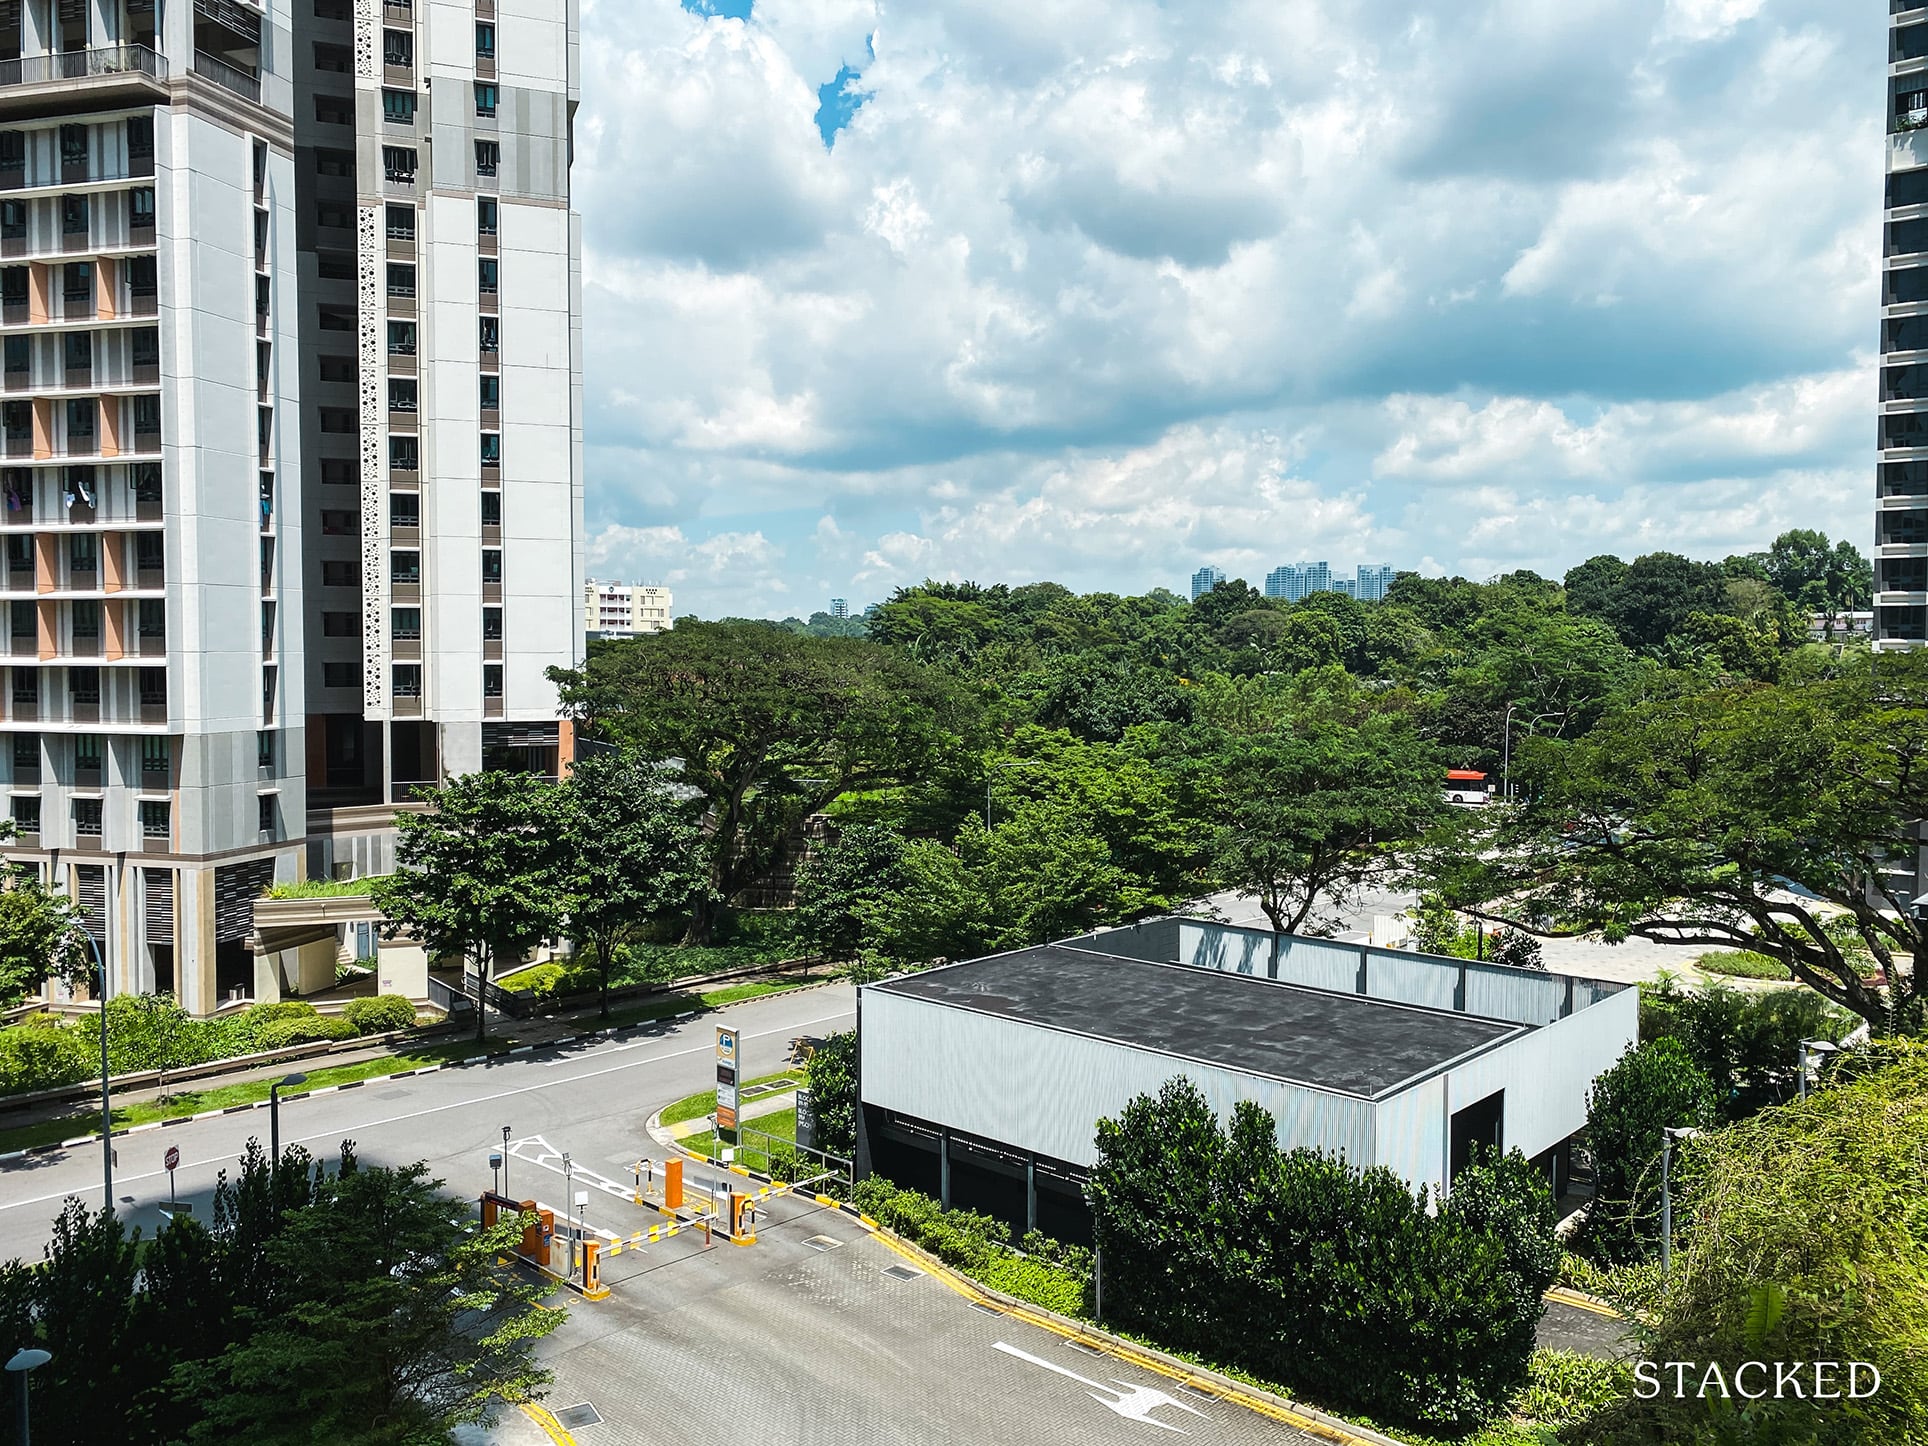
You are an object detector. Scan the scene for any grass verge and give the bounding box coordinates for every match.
[1693,949,1790,981]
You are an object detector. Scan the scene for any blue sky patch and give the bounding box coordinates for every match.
[815,62,869,148]
[682,0,753,19]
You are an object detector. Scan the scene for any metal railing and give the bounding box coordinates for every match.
[191,49,260,103]
[0,45,168,89]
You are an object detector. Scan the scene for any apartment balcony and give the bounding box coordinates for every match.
[387,233,415,261]
[392,693,421,718]
[384,0,414,19]
[0,47,169,121]
[191,50,260,105]
[390,524,418,547]
[391,638,420,662]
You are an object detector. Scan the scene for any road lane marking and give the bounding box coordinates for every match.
[993,1341,1209,1434]
[0,1006,854,1215]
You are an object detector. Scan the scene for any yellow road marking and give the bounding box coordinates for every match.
[1544,1285,1625,1319]
[519,1403,576,1445]
[866,1233,1378,1445]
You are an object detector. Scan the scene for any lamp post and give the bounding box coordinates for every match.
[1500,707,1564,802]
[502,1125,513,1198]
[1797,1039,1840,1102]
[7,1348,50,1445]
[76,928,110,1214]
[1660,1126,1700,1278]
[268,1072,308,1172]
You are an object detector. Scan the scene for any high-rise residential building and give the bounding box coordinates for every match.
[1263,565,1299,601]
[0,1,581,1013]
[1300,560,1331,597]
[1356,564,1397,602]
[1882,19,1928,647]
[1190,565,1224,600]
[584,579,670,638]
[1333,578,1357,599]
[828,597,848,620]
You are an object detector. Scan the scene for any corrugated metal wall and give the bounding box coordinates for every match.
[862,987,1376,1170]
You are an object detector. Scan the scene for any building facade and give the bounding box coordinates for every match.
[0,0,582,1011]
[1189,564,1223,600]
[1356,563,1396,602]
[583,577,668,638]
[1882,12,1928,648]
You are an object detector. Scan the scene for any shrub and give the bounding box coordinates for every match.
[1692,949,1788,980]
[342,995,417,1035]
[1641,975,1855,1120]
[851,1177,1089,1314]
[0,1017,92,1095]
[1579,1037,1717,1265]
[496,962,598,999]
[253,1015,358,1051]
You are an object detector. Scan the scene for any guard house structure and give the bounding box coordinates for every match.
[857,917,1638,1243]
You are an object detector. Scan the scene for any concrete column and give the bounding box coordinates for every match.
[1025,1154,1037,1236]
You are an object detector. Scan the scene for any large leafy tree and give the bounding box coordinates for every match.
[1438,658,1928,1033]
[549,621,976,941]
[371,771,565,1041]
[1578,1037,1717,1265]
[557,748,710,1016]
[0,867,91,1008]
[1200,715,1446,941]
[793,825,911,961]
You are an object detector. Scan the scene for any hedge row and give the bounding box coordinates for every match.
[0,994,421,1097]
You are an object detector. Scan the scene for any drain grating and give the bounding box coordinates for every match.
[801,1235,843,1252]
[1065,1339,1105,1356]
[740,1078,797,1100]
[881,1263,924,1282]
[555,1403,602,1429]
[968,1301,1001,1317]
[1182,1383,1217,1401]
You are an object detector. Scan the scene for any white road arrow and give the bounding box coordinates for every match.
[994,1341,1210,1434]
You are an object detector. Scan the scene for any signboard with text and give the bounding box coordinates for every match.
[715,1027,739,1130]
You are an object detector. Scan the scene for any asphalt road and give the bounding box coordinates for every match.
[0,984,857,1263]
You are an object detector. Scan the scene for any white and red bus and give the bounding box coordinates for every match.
[1444,769,1492,807]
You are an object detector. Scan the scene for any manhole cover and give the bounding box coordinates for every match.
[802,1235,842,1252]
[555,1403,602,1429]
[880,1264,923,1282]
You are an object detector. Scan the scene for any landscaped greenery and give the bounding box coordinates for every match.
[260,875,390,901]
[660,1068,807,1128]
[0,1140,562,1445]
[1692,949,1789,980]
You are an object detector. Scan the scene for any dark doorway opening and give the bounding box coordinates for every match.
[1450,1089,1505,1185]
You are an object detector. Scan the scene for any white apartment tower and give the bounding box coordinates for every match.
[0,0,582,1012]
[1883,11,1928,647]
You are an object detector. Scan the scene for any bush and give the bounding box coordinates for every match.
[851,1177,1090,1314]
[495,962,598,999]
[1087,1077,1561,1432]
[342,995,418,1035]
[0,1017,92,1095]
[1692,949,1787,980]
[1641,975,1855,1121]
[253,1015,358,1050]
[1579,1038,1717,1265]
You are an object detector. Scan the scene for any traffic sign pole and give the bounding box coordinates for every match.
[163,1145,179,1208]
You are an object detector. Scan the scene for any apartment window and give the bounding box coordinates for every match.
[132,395,160,436]
[483,664,504,698]
[318,407,356,435]
[318,306,355,333]
[475,141,499,177]
[139,671,165,708]
[74,735,102,774]
[129,186,155,230]
[478,197,498,235]
[62,262,92,305]
[481,491,502,527]
[314,95,353,126]
[323,661,360,689]
[314,147,354,178]
[392,664,422,697]
[390,493,419,528]
[388,379,418,415]
[69,667,100,705]
[59,125,87,173]
[126,116,153,161]
[10,669,35,704]
[1,401,26,445]
[10,733,34,771]
[482,607,503,641]
[480,433,501,466]
[0,203,21,241]
[11,797,37,834]
[382,88,417,124]
[387,321,417,355]
[258,794,276,835]
[314,41,352,74]
[316,202,350,230]
[321,611,359,637]
[389,436,418,471]
[383,29,413,67]
[391,606,421,640]
[320,458,356,486]
[73,798,102,837]
[138,599,164,637]
[477,22,496,58]
[382,147,418,184]
[481,549,502,583]
[321,559,357,587]
[135,533,163,571]
[391,550,420,584]
[320,509,357,535]
[143,736,170,779]
[139,800,169,838]
[127,254,157,299]
[65,398,95,443]
[61,195,89,236]
[68,535,96,577]
[479,375,500,411]
[71,600,99,640]
[316,355,355,385]
[63,331,90,372]
[478,257,498,294]
[132,330,159,372]
[132,464,162,507]
[256,731,275,771]
[386,262,416,296]
[479,317,499,352]
[386,203,415,240]
[475,83,498,118]
[0,132,21,173]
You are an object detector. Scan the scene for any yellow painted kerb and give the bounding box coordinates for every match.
[519,1402,576,1446]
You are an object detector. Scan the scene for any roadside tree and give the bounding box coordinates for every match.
[1579,1037,1717,1265]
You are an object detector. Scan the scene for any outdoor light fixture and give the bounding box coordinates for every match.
[1660,1126,1701,1277]
[269,1072,308,1170]
[7,1347,50,1445]
[1797,1039,1841,1102]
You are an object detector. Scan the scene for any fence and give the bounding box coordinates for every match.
[711,1121,852,1195]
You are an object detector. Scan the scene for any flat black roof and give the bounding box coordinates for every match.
[871,945,1525,1098]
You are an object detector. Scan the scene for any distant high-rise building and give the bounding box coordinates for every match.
[829,598,849,620]
[584,581,672,638]
[1356,565,1397,602]
[1334,578,1357,599]
[1263,566,1297,600]
[1190,565,1225,600]
[1301,561,1332,597]
[1882,13,1928,646]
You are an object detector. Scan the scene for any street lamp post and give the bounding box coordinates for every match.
[1797,1039,1840,1102]
[1660,1126,1700,1278]
[76,929,110,1214]
[7,1347,50,1446]
[1500,707,1564,802]
[502,1125,513,1198]
[268,1072,308,1172]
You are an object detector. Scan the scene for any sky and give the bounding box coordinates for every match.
[573,0,1884,619]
